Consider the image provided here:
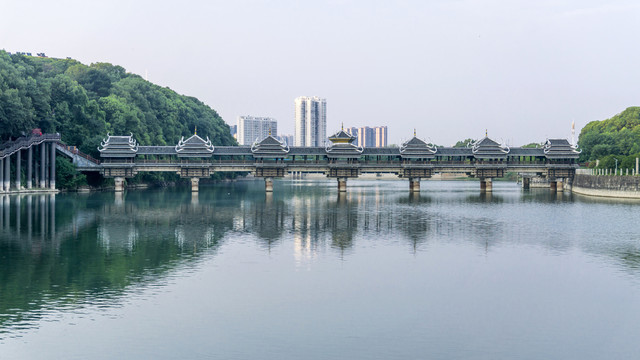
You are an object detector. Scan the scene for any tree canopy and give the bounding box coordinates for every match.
[578,107,640,161]
[0,51,235,157]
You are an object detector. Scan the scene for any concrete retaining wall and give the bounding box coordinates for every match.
[571,174,640,199]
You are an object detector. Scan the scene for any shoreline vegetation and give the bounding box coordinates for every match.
[2,52,639,198]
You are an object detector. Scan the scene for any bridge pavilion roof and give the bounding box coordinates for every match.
[251,135,289,158]
[543,139,580,159]
[325,128,363,158]
[471,136,509,159]
[98,134,138,158]
[175,134,214,157]
[399,135,437,159]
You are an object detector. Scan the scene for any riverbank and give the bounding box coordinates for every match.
[571,174,640,199]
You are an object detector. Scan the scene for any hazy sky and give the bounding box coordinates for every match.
[2,0,639,146]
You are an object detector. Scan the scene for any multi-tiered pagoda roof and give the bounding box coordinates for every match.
[471,136,509,159]
[98,134,138,157]
[399,134,437,159]
[543,139,580,159]
[251,135,289,158]
[325,128,363,158]
[175,134,214,158]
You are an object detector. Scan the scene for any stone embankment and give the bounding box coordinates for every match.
[572,174,640,199]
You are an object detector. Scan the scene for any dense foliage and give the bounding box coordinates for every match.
[578,107,640,161]
[0,50,236,157]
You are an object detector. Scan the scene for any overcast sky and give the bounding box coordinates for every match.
[2,0,639,146]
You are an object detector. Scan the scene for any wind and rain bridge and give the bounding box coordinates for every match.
[0,128,580,193]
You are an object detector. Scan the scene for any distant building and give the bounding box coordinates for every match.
[229,125,237,139]
[347,126,388,147]
[375,126,388,147]
[236,116,277,145]
[294,96,326,147]
[346,127,358,139]
[278,134,294,147]
[357,127,375,148]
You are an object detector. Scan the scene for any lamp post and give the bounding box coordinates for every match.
[615,158,618,175]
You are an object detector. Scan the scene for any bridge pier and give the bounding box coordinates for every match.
[50,142,56,190]
[409,178,420,192]
[27,146,33,189]
[480,178,492,192]
[338,177,347,192]
[0,158,4,192]
[114,177,125,192]
[191,177,200,192]
[40,143,46,188]
[522,177,530,189]
[15,150,21,190]
[265,177,274,192]
[549,180,557,192]
[557,179,564,192]
[4,154,10,191]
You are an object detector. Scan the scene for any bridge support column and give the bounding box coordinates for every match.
[114,177,125,192]
[0,158,4,192]
[549,180,557,192]
[15,150,21,190]
[480,178,492,192]
[191,177,200,192]
[557,180,564,192]
[409,178,420,192]
[5,154,11,191]
[265,177,273,192]
[50,142,56,190]
[522,177,530,189]
[338,177,347,192]
[27,146,33,189]
[40,143,46,188]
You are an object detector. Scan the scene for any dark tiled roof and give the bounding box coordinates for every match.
[544,139,580,159]
[99,134,138,158]
[251,135,289,157]
[175,134,214,157]
[400,136,437,158]
[471,136,509,158]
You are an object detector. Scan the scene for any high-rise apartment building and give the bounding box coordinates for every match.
[375,126,388,147]
[236,116,277,145]
[294,96,326,147]
[347,126,388,147]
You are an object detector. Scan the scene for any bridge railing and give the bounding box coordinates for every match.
[55,141,100,165]
[0,134,61,158]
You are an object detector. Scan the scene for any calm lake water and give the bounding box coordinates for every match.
[1,180,640,359]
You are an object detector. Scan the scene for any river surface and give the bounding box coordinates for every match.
[1,180,640,359]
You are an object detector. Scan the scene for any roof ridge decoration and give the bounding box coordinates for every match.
[471,135,509,158]
[251,134,289,157]
[399,133,437,158]
[175,133,214,157]
[326,128,363,158]
[543,138,581,159]
[98,133,139,158]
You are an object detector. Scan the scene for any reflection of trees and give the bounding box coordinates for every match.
[0,190,235,335]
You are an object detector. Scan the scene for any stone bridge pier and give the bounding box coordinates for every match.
[479,178,493,192]
[409,178,420,192]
